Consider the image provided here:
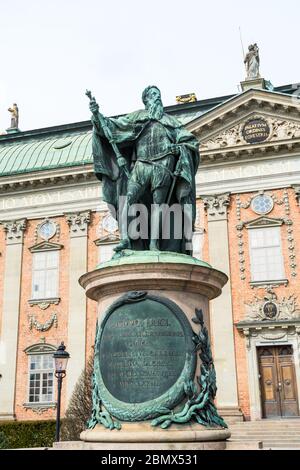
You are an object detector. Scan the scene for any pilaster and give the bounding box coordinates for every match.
[65,211,91,402]
[202,194,240,415]
[0,219,27,420]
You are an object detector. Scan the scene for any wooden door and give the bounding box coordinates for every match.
[258,346,299,419]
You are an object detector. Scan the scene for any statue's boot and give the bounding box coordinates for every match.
[113,238,130,253]
[149,240,160,251]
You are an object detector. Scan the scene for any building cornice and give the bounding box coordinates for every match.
[0,164,95,194]
[200,139,300,165]
[236,319,300,329]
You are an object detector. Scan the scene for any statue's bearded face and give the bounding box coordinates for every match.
[144,87,164,120]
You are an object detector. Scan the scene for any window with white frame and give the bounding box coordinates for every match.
[28,354,54,403]
[99,243,118,264]
[249,226,285,282]
[32,250,59,299]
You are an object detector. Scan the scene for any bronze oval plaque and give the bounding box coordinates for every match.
[95,292,196,421]
[242,118,270,144]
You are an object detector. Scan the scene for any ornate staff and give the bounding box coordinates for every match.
[85,90,130,178]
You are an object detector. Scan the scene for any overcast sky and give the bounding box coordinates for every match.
[0,0,299,132]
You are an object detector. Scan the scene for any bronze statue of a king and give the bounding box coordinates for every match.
[87,86,199,256]
[75,87,229,446]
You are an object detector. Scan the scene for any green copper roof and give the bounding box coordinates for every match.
[0,83,296,177]
[0,130,93,176]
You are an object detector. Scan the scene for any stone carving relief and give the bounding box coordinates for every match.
[245,288,300,322]
[66,211,91,237]
[260,332,287,341]
[272,120,300,140]
[238,190,284,213]
[201,116,300,151]
[201,124,243,150]
[96,213,119,239]
[201,125,244,150]
[34,218,60,244]
[29,298,60,309]
[235,220,246,280]
[28,313,58,332]
[95,212,120,245]
[24,343,56,354]
[202,193,230,219]
[23,403,56,414]
[2,218,27,243]
[281,190,297,278]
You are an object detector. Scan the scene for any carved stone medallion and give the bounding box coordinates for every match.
[242,118,270,144]
[95,292,196,421]
[263,301,278,319]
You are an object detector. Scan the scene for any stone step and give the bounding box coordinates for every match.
[230,435,300,439]
[230,426,300,429]
[225,441,263,450]
[264,445,300,449]
[231,422,300,425]
[230,435,300,440]
[230,421,300,426]
[230,428,300,432]
[230,430,300,434]
[231,419,300,423]
[228,419,300,449]
[263,442,300,448]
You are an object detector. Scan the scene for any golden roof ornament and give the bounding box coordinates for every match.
[176,93,197,104]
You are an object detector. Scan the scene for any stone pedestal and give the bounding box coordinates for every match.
[5,128,20,134]
[240,78,265,92]
[55,422,229,450]
[77,251,231,449]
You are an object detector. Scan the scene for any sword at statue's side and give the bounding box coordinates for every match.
[85,90,130,179]
[166,146,182,206]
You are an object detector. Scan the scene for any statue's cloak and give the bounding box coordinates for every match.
[91,109,200,253]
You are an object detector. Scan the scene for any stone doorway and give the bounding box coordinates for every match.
[257,345,299,419]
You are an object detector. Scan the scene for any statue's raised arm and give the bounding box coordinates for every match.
[85,90,129,177]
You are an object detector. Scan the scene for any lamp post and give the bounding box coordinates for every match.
[53,342,70,442]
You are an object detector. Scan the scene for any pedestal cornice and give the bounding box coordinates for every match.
[79,251,228,301]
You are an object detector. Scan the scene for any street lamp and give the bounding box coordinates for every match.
[53,342,70,442]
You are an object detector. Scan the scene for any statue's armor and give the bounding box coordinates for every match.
[128,119,176,195]
[136,120,173,161]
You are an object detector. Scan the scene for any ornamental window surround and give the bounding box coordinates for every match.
[28,353,54,404]
[248,225,285,283]
[236,190,294,283]
[23,344,57,407]
[31,250,59,300]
